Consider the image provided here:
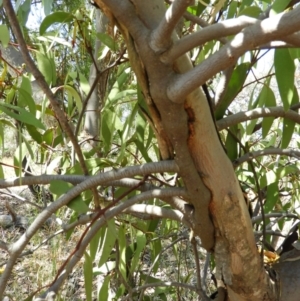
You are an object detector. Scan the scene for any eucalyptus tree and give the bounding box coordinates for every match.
[0,0,300,300]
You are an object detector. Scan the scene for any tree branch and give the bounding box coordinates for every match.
[150,0,194,52]
[167,7,300,103]
[217,107,300,131]
[161,16,259,64]
[124,204,192,227]
[233,148,300,168]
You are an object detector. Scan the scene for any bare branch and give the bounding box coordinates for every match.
[150,0,194,52]
[183,10,228,44]
[161,16,259,64]
[233,148,300,168]
[124,204,192,226]
[217,107,300,131]
[167,7,300,103]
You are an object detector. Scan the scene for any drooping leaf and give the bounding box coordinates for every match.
[274,49,295,110]
[96,32,117,51]
[260,85,276,138]
[98,220,117,267]
[281,118,295,149]
[83,252,93,301]
[0,102,45,130]
[129,231,147,274]
[118,224,127,281]
[40,12,74,35]
[215,63,250,120]
[36,52,57,86]
[98,274,112,301]
[265,182,279,213]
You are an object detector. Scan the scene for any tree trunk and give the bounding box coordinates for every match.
[95,0,279,300]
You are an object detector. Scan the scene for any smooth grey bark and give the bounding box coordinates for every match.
[84,9,108,149]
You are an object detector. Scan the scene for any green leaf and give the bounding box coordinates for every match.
[64,85,82,113]
[42,0,53,16]
[260,85,276,138]
[238,6,261,17]
[49,180,73,196]
[0,102,45,130]
[281,118,295,149]
[98,220,117,267]
[274,49,295,110]
[98,274,111,300]
[89,228,102,261]
[42,128,54,145]
[225,125,238,161]
[270,0,291,16]
[0,164,4,179]
[215,63,250,120]
[129,231,146,274]
[265,182,279,213]
[40,12,74,35]
[68,195,89,214]
[25,124,43,144]
[0,25,10,47]
[36,52,57,86]
[118,225,127,281]
[84,252,93,301]
[18,85,36,115]
[97,32,117,51]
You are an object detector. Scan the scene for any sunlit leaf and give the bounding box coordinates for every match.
[274,49,295,110]
[270,0,291,16]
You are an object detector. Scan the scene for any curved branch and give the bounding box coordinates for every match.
[161,16,259,64]
[167,7,300,103]
[150,0,193,52]
[217,107,300,131]
[183,10,228,44]
[36,187,187,299]
[0,160,179,297]
[124,203,192,227]
[233,148,300,168]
